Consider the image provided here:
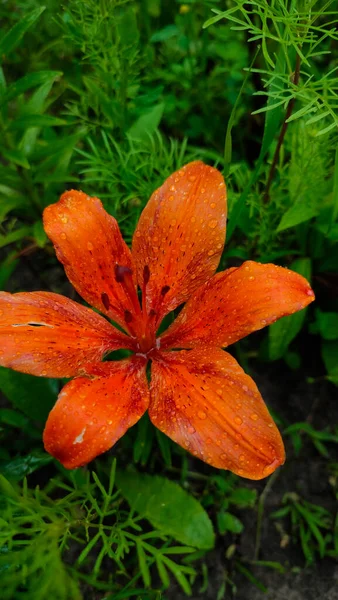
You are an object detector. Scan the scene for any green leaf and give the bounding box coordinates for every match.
[321,340,338,385]
[136,542,151,587]
[0,187,26,219]
[0,7,46,62]
[0,367,57,422]
[224,45,261,177]
[227,46,286,241]
[33,220,48,248]
[332,144,338,224]
[217,511,243,534]
[277,202,318,232]
[316,310,338,340]
[116,470,215,549]
[9,114,66,129]
[0,452,52,481]
[0,252,18,289]
[150,25,180,43]
[1,147,30,168]
[128,103,164,141]
[268,258,312,360]
[0,226,31,248]
[1,71,62,105]
[228,487,257,508]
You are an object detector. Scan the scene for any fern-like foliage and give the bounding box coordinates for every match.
[0,461,196,599]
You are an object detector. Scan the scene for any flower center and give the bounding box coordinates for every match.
[114,263,160,353]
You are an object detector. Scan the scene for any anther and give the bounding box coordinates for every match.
[115,264,133,283]
[101,292,110,311]
[124,310,133,323]
[143,265,150,285]
[161,285,170,296]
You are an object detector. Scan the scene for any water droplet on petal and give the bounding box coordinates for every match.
[234,416,243,425]
[208,219,217,229]
[198,410,207,420]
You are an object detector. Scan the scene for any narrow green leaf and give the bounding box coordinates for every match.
[0,252,18,289]
[217,511,243,534]
[0,452,52,481]
[1,71,62,105]
[0,7,46,61]
[0,226,31,248]
[9,114,66,129]
[276,202,318,232]
[161,556,193,595]
[224,45,261,177]
[128,103,164,141]
[332,144,338,224]
[316,310,338,340]
[0,367,57,422]
[321,340,338,385]
[150,25,179,43]
[227,46,286,241]
[156,556,170,588]
[33,220,48,248]
[116,470,215,549]
[1,148,30,168]
[136,542,151,587]
[315,122,337,137]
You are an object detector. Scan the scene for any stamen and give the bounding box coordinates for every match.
[101,292,110,311]
[124,310,133,324]
[142,264,150,317]
[161,285,170,296]
[143,265,150,285]
[115,264,133,283]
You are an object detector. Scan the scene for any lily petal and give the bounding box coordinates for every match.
[132,161,227,328]
[161,261,315,349]
[149,348,285,480]
[43,191,135,331]
[0,291,131,377]
[43,358,149,469]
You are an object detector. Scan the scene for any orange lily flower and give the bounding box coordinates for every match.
[0,162,315,478]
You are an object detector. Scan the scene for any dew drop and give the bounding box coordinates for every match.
[60,216,68,224]
[250,413,258,421]
[60,233,67,240]
[208,219,217,229]
[234,416,243,425]
[87,241,93,250]
[187,426,196,434]
[197,410,207,420]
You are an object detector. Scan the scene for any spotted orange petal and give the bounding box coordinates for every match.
[132,161,227,328]
[43,191,135,331]
[160,261,315,349]
[0,291,131,377]
[149,348,285,480]
[43,358,149,469]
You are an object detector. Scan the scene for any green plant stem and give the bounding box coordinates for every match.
[263,53,301,203]
[254,469,280,560]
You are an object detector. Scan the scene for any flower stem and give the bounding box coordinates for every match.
[263,53,301,203]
